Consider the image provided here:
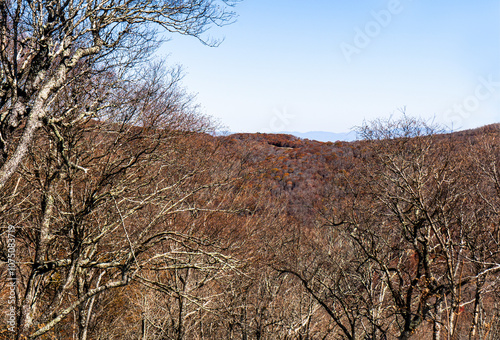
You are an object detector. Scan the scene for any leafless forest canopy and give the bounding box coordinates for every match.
[0,0,500,339]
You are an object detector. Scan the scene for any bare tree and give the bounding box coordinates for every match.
[0,62,244,339]
[283,116,500,339]
[465,132,500,339]
[0,0,238,190]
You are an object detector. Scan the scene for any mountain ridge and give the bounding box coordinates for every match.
[279,130,357,142]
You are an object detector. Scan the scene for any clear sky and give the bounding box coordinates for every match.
[158,1,500,134]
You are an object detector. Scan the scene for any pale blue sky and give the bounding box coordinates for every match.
[159,1,500,133]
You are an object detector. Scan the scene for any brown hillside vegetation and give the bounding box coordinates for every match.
[1,0,497,338]
[1,116,500,339]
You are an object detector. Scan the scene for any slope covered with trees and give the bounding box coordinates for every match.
[0,0,499,338]
[2,109,500,339]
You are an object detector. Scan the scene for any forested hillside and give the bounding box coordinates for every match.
[0,0,498,338]
[3,115,500,339]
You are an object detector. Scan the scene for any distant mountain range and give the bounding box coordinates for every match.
[218,131,359,143]
[280,131,358,142]
[220,124,500,144]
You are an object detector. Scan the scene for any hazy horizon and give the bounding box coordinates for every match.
[159,1,500,134]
